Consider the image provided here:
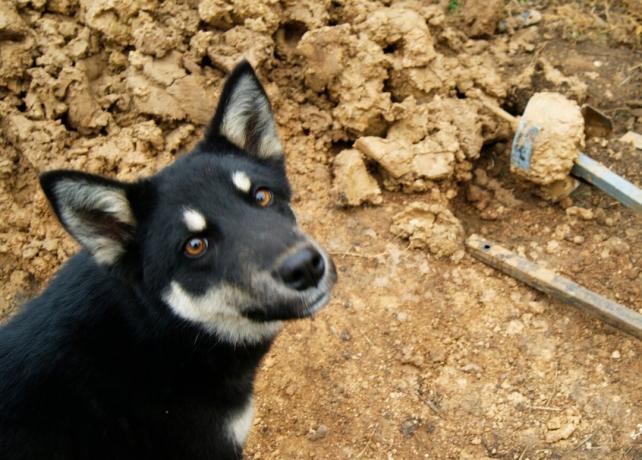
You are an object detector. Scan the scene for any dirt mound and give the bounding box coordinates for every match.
[2,0,642,458]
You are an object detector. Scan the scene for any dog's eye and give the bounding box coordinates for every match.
[184,237,208,258]
[254,187,273,207]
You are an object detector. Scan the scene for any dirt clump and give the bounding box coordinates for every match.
[353,95,495,192]
[507,58,588,114]
[297,23,391,136]
[2,0,642,458]
[456,0,505,38]
[332,149,382,207]
[390,201,464,258]
[511,92,584,185]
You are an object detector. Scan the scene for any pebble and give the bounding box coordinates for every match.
[400,418,420,437]
[396,312,409,322]
[545,240,560,254]
[307,424,329,441]
[571,235,585,245]
[566,206,594,220]
[611,350,621,360]
[506,319,525,335]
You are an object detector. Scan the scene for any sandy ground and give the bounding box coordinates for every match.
[1,0,642,458]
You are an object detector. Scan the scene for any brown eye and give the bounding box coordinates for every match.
[184,237,208,258]
[254,188,273,207]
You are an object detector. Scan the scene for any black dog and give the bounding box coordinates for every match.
[0,61,336,460]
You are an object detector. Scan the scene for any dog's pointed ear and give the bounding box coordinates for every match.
[204,60,283,159]
[40,170,137,265]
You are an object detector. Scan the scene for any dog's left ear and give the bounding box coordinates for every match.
[204,60,283,159]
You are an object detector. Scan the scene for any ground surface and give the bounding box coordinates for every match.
[1,0,642,459]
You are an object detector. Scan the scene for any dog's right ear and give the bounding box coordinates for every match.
[203,60,283,160]
[40,170,137,265]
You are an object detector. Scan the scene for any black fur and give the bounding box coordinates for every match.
[0,61,335,460]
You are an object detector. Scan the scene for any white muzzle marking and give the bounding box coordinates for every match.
[162,281,282,345]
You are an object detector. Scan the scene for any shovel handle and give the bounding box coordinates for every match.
[571,153,642,214]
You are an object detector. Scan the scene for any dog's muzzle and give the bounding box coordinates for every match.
[243,241,337,322]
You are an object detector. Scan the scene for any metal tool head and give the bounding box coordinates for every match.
[510,118,540,171]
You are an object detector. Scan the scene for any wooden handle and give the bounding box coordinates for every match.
[466,234,642,340]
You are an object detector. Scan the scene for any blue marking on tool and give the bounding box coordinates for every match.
[572,153,642,214]
[511,119,539,171]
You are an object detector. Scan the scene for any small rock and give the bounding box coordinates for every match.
[396,312,409,322]
[507,391,528,406]
[566,206,594,220]
[307,424,329,441]
[619,131,642,150]
[339,330,352,341]
[390,202,464,258]
[547,416,562,430]
[528,301,546,314]
[400,418,420,437]
[461,363,481,373]
[604,237,629,255]
[571,235,585,245]
[611,350,621,359]
[506,319,524,335]
[545,413,581,443]
[545,240,561,255]
[537,177,578,202]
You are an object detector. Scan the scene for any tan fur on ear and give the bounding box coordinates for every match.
[219,75,283,159]
[53,180,135,265]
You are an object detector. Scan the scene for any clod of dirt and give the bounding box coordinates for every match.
[205,26,275,72]
[390,202,464,257]
[355,5,438,100]
[566,206,594,221]
[60,65,111,134]
[535,176,579,202]
[456,0,505,38]
[400,417,420,437]
[297,23,391,136]
[511,92,584,185]
[352,95,491,191]
[0,1,28,40]
[81,0,143,46]
[332,149,382,207]
[620,131,642,150]
[355,136,454,192]
[545,411,581,443]
[306,424,329,441]
[0,1,33,87]
[0,113,67,171]
[508,58,588,113]
[126,51,218,124]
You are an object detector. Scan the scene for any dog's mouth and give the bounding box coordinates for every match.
[300,290,332,317]
[243,254,337,322]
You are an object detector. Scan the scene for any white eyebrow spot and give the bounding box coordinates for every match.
[232,171,251,193]
[183,208,207,232]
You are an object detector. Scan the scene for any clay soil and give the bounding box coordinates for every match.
[1,1,642,459]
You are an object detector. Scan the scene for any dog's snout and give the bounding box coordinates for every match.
[276,246,325,291]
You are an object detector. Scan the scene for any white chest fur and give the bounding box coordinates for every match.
[227,398,254,446]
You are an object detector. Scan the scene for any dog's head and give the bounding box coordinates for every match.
[40,61,337,345]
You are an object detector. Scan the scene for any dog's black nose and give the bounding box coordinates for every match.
[277,247,325,291]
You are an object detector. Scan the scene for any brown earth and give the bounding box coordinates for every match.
[1,0,642,458]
